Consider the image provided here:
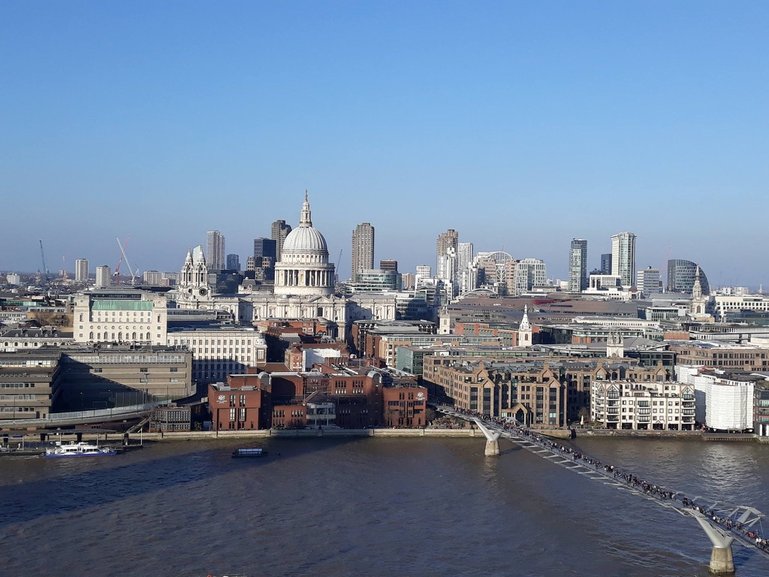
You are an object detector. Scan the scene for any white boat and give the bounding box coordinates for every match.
[44,442,118,457]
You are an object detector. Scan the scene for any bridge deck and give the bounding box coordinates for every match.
[438,407,769,561]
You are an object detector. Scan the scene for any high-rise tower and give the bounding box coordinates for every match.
[75,258,89,283]
[568,239,588,293]
[611,232,636,288]
[351,222,375,280]
[271,219,292,262]
[206,230,225,272]
[436,229,459,283]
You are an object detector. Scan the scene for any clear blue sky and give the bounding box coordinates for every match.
[2,1,768,287]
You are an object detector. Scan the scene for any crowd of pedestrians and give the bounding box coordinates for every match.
[443,405,769,554]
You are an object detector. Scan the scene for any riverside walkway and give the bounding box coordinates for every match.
[438,405,769,574]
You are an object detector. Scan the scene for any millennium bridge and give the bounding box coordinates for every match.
[438,406,769,576]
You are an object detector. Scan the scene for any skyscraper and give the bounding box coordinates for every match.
[379,259,398,272]
[271,219,292,262]
[568,239,588,293]
[226,254,240,271]
[636,267,661,297]
[351,222,375,279]
[600,253,612,275]
[206,230,225,272]
[75,258,89,283]
[667,259,710,295]
[611,232,636,287]
[253,238,277,261]
[436,229,459,284]
[95,265,111,289]
[457,242,474,295]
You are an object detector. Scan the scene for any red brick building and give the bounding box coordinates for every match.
[208,373,270,431]
[382,384,428,428]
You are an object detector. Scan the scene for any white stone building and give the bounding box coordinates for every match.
[591,380,696,430]
[166,327,267,386]
[678,367,762,432]
[73,289,168,345]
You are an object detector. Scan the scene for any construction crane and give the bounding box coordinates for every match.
[116,237,137,285]
[38,240,49,282]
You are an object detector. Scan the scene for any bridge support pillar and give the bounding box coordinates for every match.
[473,418,500,457]
[485,438,500,456]
[693,511,735,576]
[708,546,734,576]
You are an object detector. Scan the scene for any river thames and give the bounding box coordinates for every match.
[2,436,768,577]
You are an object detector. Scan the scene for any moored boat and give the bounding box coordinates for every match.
[45,442,118,457]
[231,447,266,458]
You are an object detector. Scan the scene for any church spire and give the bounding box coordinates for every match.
[519,304,531,331]
[692,265,703,300]
[300,190,312,227]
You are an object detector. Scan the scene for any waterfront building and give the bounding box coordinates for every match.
[95,265,111,289]
[568,239,588,293]
[73,289,168,345]
[0,349,62,421]
[382,383,428,428]
[422,358,566,427]
[590,380,695,430]
[206,230,225,272]
[60,345,194,404]
[677,367,764,432]
[667,259,710,295]
[611,232,636,288]
[208,374,270,431]
[351,222,375,280]
[75,258,89,283]
[271,219,292,262]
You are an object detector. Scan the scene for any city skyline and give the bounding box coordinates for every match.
[2,2,768,287]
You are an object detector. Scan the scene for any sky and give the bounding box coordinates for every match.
[1,1,768,287]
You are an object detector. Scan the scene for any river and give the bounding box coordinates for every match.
[1,436,768,577]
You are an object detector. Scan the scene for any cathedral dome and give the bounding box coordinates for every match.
[282,225,328,254]
[279,192,329,262]
[274,193,336,297]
